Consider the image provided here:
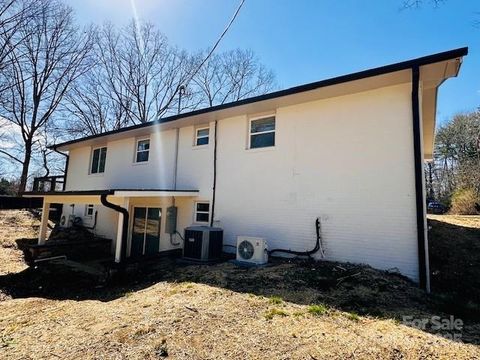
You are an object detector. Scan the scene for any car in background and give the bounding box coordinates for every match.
[427,201,446,214]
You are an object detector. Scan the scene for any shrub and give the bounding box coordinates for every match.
[449,188,480,215]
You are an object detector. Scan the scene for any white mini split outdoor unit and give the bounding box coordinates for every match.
[59,214,76,228]
[236,236,268,265]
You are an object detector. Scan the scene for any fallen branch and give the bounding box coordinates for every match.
[336,272,361,285]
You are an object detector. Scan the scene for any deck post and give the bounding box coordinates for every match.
[38,201,50,244]
[114,197,129,263]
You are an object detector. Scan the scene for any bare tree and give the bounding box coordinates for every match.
[62,20,275,137]
[192,49,276,108]
[63,21,198,136]
[0,0,93,192]
[0,0,38,76]
[63,59,130,136]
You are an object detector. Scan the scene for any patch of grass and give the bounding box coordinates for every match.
[307,304,327,316]
[1,335,15,348]
[123,291,134,298]
[167,288,180,296]
[181,282,195,289]
[345,311,360,322]
[264,308,288,320]
[292,311,305,318]
[134,325,156,338]
[268,296,283,305]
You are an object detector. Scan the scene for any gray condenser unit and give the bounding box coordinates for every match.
[183,226,223,261]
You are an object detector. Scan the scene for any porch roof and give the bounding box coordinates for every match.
[22,189,199,201]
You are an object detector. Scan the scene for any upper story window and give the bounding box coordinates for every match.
[135,139,150,163]
[90,146,107,174]
[194,201,210,223]
[195,127,209,146]
[249,116,275,149]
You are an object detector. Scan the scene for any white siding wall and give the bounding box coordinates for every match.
[63,82,419,280]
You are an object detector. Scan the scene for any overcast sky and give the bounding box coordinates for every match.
[69,1,480,123]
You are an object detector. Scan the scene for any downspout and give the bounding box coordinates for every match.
[411,65,428,291]
[52,147,69,190]
[210,121,217,227]
[100,194,129,264]
[173,84,184,191]
[173,128,179,190]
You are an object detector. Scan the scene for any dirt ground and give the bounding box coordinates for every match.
[427,214,480,321]
[0,210,479,359]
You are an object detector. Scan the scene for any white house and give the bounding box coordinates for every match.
[23,47,468,291]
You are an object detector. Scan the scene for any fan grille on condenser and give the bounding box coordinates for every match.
[238,240,254,259]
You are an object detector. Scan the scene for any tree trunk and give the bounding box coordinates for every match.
[428,162,434,199]
[18,139,32,193]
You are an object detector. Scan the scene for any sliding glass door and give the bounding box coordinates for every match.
[131,207,161,257]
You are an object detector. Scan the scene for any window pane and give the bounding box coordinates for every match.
[146,208,161,238]
[85,205,94,216]
[196,136,209,146]
[197,128,209,137]
[133,207,147,234]
[137,140,150,151]
[251,117,275,133]
[99,147,107,173]
[251,132,275,148]
[196,203,210,212]
[196,212,209,223]
[91,148,100,173]
[136,150,149,162]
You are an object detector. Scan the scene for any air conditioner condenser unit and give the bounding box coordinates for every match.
[183,226,223,261]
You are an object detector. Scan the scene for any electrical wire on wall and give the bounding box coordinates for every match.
[170,233,181,246]
[268,218,325,259]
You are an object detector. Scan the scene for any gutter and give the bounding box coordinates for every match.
[100,194,129,264]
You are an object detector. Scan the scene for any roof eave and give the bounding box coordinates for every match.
[49,47,468,151]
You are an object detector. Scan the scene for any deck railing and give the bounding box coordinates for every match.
[32,175,65,192]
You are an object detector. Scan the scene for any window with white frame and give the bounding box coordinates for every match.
[135,139,150,163]
[249,116,275,149]
[90,147,107,174]
[194,202,210,223]
[85,204,94,218]
[195,127,209,146]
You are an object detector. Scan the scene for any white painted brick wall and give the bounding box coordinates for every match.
[213,83,419,281]
[63,82,419,281]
